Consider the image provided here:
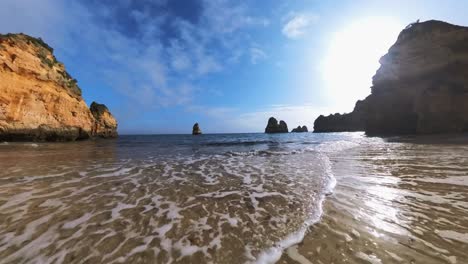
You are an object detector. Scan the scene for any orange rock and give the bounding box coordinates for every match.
[0,33,117,141]
[90,102,118,138]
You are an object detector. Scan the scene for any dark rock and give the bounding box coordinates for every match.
[291,125,309,133]
[192,123,202,135]
[0,125,90,142]
[314,100,366,132]
[314,20,468,135]
[279,121,288,133]
[265,117,288,133]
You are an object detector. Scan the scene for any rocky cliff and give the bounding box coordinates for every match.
[314,20,468,135]
[314,100,366,132]
[0,33,117,141]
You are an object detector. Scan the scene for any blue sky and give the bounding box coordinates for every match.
[1,0,468,134]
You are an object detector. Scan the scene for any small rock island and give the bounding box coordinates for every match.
[314,20,468,135]
[192,123,202,135]
[291,125,308,133]
[265,117,288,133]
[0,33,117,141]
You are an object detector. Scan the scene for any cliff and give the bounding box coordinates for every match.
[314,20,468,135]
[0,33,117,141]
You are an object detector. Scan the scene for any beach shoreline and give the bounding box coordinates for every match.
[281,138,468,264]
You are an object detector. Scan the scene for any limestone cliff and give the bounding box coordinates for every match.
[314,20,468,135]
[0,33,117,141]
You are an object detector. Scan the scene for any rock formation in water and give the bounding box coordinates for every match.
[314,20,468,135]
[90,102,118,138]
[265,117,288,133]
[0,33,117,141]
[291,125,309,133]
[192,123,202,135]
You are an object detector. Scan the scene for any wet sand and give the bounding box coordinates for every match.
[1,135,468,263]
[0,136,335,263]
[281,139,468,264]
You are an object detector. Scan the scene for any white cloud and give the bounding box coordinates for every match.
[202,0,270,34]
[168,40,192,72]
[250,47,268,64]
[282,13,318,39]
[186,105,237,120]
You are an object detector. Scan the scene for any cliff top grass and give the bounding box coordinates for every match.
[0,33,82,97]
[0,33,54,53]
[90,102,110,118]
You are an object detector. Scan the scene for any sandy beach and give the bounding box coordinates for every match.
[281,137,468,264]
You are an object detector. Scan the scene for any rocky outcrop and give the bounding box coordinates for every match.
[0,33,117,141]
[314,20,468,135]
[291,125,308,133]
[90,102,118,138]
[265,117,288,133]
[314,100,366,132]
[192,123,202,135]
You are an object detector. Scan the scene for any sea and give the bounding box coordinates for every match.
[1,132,467,263]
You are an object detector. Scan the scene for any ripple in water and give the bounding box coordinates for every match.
[0,133,352,263]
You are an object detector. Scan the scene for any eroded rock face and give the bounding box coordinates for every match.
[192,123,202,135]
[314,100,366,133]
[291,125,308,133]
[90,102,118,138]
[0,33,117,141]
[314,20,468,135]
[265,117,288,133]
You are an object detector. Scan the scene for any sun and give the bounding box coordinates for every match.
[321,17,404,112]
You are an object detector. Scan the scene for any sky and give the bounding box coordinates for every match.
[1,0,468,134]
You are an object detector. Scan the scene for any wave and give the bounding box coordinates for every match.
[0,133,368,263]
[224,149,309,157]
[203,140,281,147]
[254,153,336,264]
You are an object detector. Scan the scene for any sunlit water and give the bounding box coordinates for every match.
[280,134,468,264]
[1,133,467,263]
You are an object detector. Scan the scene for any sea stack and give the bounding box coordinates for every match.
[314,20,468,135]
[0,33,117,141]
[265,117,288,133]
[291,125,308,133]
[192,123,202,135]
[90,102,118,138]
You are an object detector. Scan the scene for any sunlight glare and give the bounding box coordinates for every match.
[321,17,404,112]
